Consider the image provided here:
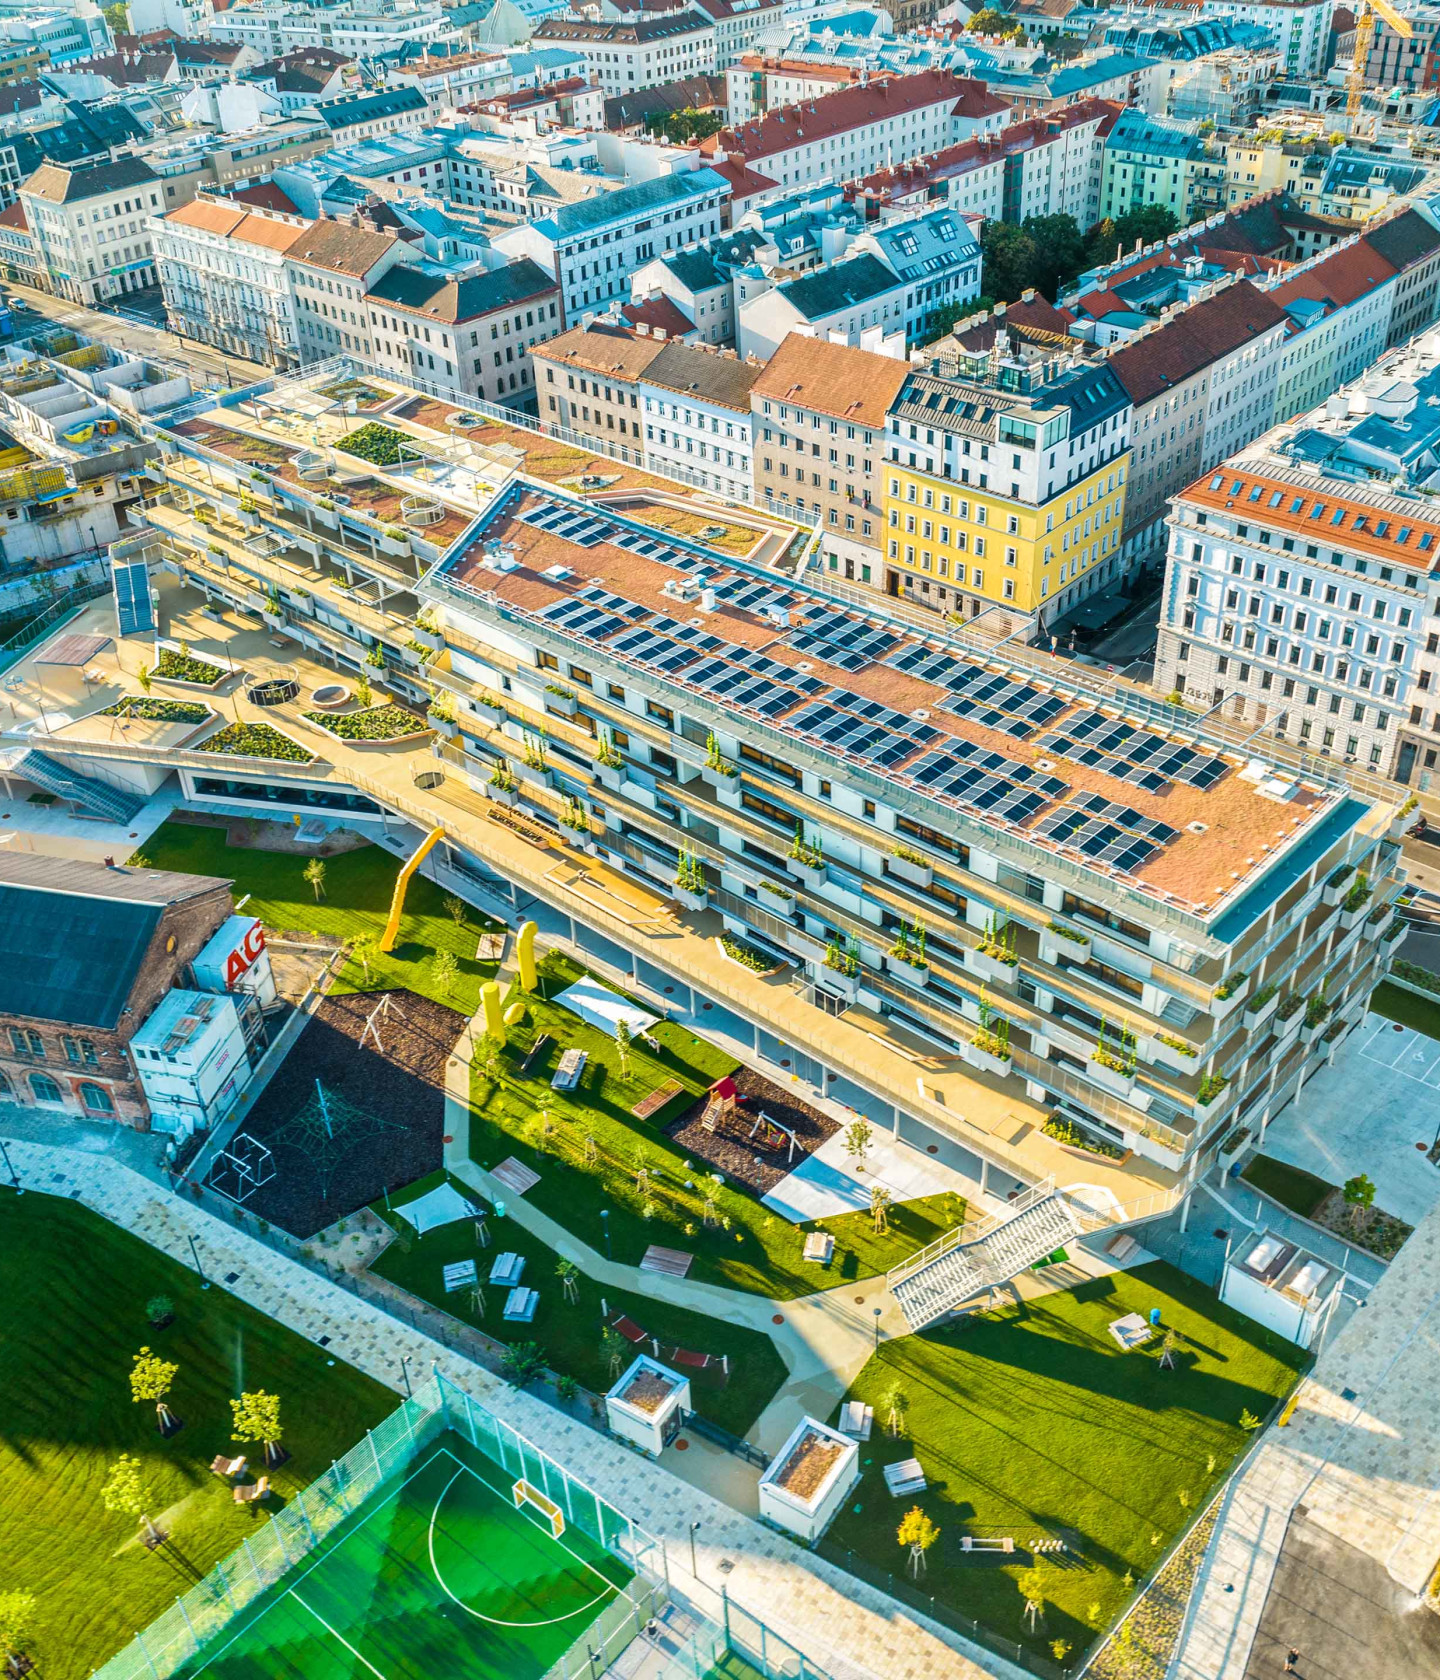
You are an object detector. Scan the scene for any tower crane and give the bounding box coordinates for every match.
[1348,0,1413,137]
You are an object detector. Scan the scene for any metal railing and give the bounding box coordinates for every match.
[0,576,112,673]
[887,1177,1056,1289]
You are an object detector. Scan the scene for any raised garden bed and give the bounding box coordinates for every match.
[717,932,785,976]
[153,647,225,688]
[98,696,210,724]
[209,988,466,1237]
[667,1064,839,1196]
[336,422,411,468]
[195,720,316,762]
[302,704,430,745]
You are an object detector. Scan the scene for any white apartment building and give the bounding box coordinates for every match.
[21,156,162,304]
[638,339,759,498]
[737,252,906,360]
[532,9,716,95]
[209,0,461,60]
[1199,0,1333,77]
[153,197,308,368]
[692,0,786,70]
[285,219,409,366]
[385,50,512,111]
[849,204,981,347]
[724,59,859,125]
[494,164,730,327]
[697,69,1008,192]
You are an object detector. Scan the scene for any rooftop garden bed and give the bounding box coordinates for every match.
[98,696,211,724]
[336,422,413,468]
[194,720,316,763]
[301,704,429,743]
[153,645,225,687]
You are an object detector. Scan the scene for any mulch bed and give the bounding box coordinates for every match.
[209,988,466,1238]
[1309,1188,1413,1261]
[665,1064,838,1196]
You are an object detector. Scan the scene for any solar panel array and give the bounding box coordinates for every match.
[1038,710,1229,792]
[943,667,1067,740]
[786,605,900,673]
[903,742,1069,825]
[1032,791,1180,874]
[113,558,154,636]
[787,691,942,769]
[536,587,646,643]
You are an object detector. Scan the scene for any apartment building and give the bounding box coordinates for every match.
[637,341,758,499]
[627,227,767,346]
[286,218,409,366]
[208,0,461,60]
[849,206,981,349]
[696,71,1009,193]
[364,259,560,406]
[737,253,907,361]
[152,197,308,367]
[315,85,430,146]
[534,319,662,458]
[20,155,162,303]
[1156,330,1440,782]
[532,9,716,95]
[881,346,1131,632]
[692,0,786,71]
[725,56,862,124]
[1098,108,1212,225]
[1199,0,1332,77]
[494,166,731,328]
[751,332,905,586]
[385,48,511,111]
[1359,2,1440,89]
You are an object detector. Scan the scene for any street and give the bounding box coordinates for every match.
[3,278,272,389]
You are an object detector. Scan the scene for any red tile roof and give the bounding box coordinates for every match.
[0,199,28,231]
[1270,238,1397,312]
[620,295,697,339]
[708,156,778,200]
[227,181,301,214]
[1108,280,1289,406]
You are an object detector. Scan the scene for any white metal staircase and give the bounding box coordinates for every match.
[15,749,145,823]
[888,1180,1083,1331]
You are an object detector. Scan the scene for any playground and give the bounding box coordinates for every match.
[666,1066,840,1197]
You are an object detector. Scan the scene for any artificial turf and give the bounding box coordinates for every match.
[822,1260,1306,1659]
[1370,977,1440,1042]
[133,819,500,1011]
[369,1174,790,1437]
[0,1188,395,1680]
[1240,1153,1333,1219]
[467,953,966,1298]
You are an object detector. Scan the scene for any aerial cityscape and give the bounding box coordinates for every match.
[0,0,1436,1675]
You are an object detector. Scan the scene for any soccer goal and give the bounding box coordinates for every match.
[513,1479,565,1540]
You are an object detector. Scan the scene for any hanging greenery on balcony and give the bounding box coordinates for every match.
[823,936,859,977]
[560,795,589,833]
[977,914,1018,966]
[788,822,824,871]
[1196,1072,1230,1106]
[973,988,1011,1062]
[888,916,928,969]
[674,846,706,894]
[489,760,516,791]
[1042,1114,1124,1158]
[594,731,623,770]
[705,731,737,778]
[1341,871,1372,914]
[1093,1019,1138,1077]
[521,732,548,771]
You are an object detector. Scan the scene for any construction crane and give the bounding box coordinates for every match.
[1348,0,1413,136]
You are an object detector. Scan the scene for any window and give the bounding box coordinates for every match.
[62,1035,98,1065]
[28,1071,61,1105]
[79,1082,113,1113]
[10,1028,42,1056]
[645,701,674,729]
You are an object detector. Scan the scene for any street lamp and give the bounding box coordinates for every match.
[187,1232,210,1289]
[688,1519,701,1577]
[399,1354,413,1399]
[599,1208,611,1261]
[0,1138,22,1194]
[873,1306,882,1349]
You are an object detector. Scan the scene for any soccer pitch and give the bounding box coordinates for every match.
[177,1434,633,1680]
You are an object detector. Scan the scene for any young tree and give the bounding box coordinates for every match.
[136,662,152,696]
[842,1119,873,1174]
[896,1506,940,1578]
[882,1383,908,1438]
[1158,1327,1182,1371]
[303,858,326,901]
[429,949,459,997]
[556,1257,579,1303]
[130,1347,179,1433]
[354,671,373,708]
[614,1017,632,1083]
[351,933,380,981]
[101,1453,158,1544]
[444,894,467,927]
[1016,1564,1047,1631]
[231,1390,284,1466]
[501,1341,547,1388]
[0,1589,36,1669]
[1343,1172,1376,1234]
[600,1326,629,1380]
[871,1183,892,1235]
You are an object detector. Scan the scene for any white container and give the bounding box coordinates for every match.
[606,1355,690,1457]
[758,1417,859,1544]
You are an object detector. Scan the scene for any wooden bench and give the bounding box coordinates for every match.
[631,1079,684,1121]
[234,1477,270,1506]
[640,1245,693,1279]
[1105,1232,1141,1265]
[551,1047,587,1091]
[519,1033,554,1078]
[962,1536,1014,1553]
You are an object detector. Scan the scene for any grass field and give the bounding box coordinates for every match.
[468,954,965,1298]
[1370,977,1440,1041]
[134,820,500,1011]
[823,1261,1306,1659]
[370,1174,789,1437]
[176,1435,629,1680]
[0,1189,394,1680]
[1240,1153,1334,1219]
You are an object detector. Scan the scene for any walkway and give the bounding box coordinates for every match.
[0,1133,1026,1680]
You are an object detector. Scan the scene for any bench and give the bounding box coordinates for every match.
[640,1245,693,1279]
[443,1259,478,1293]
[210,1455,247,1481]
[489,1251,525,1287]
[962,1536,1015,1553]
[551,1047,587,1091]
[1105,1232,1141,1265]
[631,1079,684,1121]
[803,1231,835,1265]
[504,1286,539,1323]
[883,1459,926,1498]
[234,1477,270,1506]
[519,1033,554,1078]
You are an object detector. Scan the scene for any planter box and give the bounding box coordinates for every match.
[1054,1137,1132,1165]
[818,967,860,1003]
[887,854,933,890]
[968,947,1019,985]
[1275,1009,1304,1043]
[885,954,931,989]
[1322,879,1350,908]
[700,764,740,793]
[713,936,786,979]
[1243,993,1279,1031]
[414,627,444,651]
[594,762,624,792]
[486,784,519,807]
[429,715,458,740]
[1300,1019,1328,1045]
[1212,985,1247,1021]
[518,763,552,789]
[1338,906,1367,931]
[378,532,412,558]
[476,700,507,726]
[786,858,827,891]
[1040,926,1091,966]
[544,692,577,719]
[966,1043,1012,1080]
[262,611,285,631]
[1148,1037,1199,1075]
[673,885,708,912]
[1087,1057,1137,1098]
[312,504,340,529]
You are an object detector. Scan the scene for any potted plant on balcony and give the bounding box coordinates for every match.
[544,683,577,719]
[593,731,624,791]
[821,935,862,1002]
[519,732,551,787]
[559,794,591,848]
[1150,1029,1199,1073]
[700,730,739,792]
[1274,990,1304,1042]
[378,524,413,559]
[1211,967,1249,1020]
[1089,1019,1138,1097]
[1300,982,1332,1045]
[1390,793,1419,838]
[1042,1113,1127,1161]
[413,605,444,652]
[261,585,285,631]
[970,913,1019,983]
[237,491,261,530]
[1040,919,1092,965]
[887,842,933,890]
[473,688,507,727]
[1243,981,1280,1030]
[673,845,708,911]
[967,990,1012,1079]
[427,688,458,740]
[787,823,826,890]
[1322,863,1355,908]
[1196,1071,1229,1109]
[487,759,518,807]
[885,916,930,988]
[1338,870,1372,931]
[312,495,340,530]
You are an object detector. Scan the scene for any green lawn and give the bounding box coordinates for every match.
[1241,1153,1333,1219]
[133,819,499,1011]
[369,1173,788,1437]
[1371,977,1440,1041]
[0,1188,395,1680]
[468,954,966,1298]
[822,1261,1305,1661]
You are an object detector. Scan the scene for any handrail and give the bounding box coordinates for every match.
[887,1176,1056,1289]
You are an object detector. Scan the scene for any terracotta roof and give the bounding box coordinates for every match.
[227,181,300,214]
[700,71,1005,164]
[750,333,909,427]
[283,219,400,276]
[643,340,762,410]
[1271,239,1397,312]
[619,295,697,338]
[1108,281,1289,407]
[0,199,27,231]
[534,321,667,379]
[707,156,778,200]
[164,198,307,252]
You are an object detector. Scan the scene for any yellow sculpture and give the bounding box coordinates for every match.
[480,980,504,1040]
[379,826,444,953]
[503,1000,527,1027]
[517,919,538,993]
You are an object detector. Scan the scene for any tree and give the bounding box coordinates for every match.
[303,858,326,901]
[653,107,724,145]
[600,1326,628,1379]
[871,1183,892,1235]
[354,671,373,708]
[896,1506,939,1578]
[1112,205,1180,258]
[231,1390,284,1466]
[1022,213,1085,301]
[1016,1564,1048,1631]
[556,1257,579,1303]
[1343,1172,1376,1234]
[136,662,152,696]
[101,1453,158,1543]
[0,1590,36,1667]
[1083,216,1119,270]
[429,949,459,998]
[130,1346,179,1433]
[501,1341,547,1387]
[614,1017,632,1083]
[842,1119,873,1174]
[882,1383,908,1438]
[1158,1327,1182,1370]
[351,933,380,981]
[102,0,129,32]
[444,894,466,927]
[981,220,1041,304]
[967,5,1009,28]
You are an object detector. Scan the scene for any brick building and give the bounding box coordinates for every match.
[0,854,233,1128]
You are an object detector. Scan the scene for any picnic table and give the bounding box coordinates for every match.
[640,1245,693,1279]
[489,1252,525,1287]
[631,1079,684,1121]
[883,1459,927,1497]
[442,1259,478,1293]
[551,1047,587,1091]
[504,1287,539,1323]
[803,1231,835,1265]
[839,1401,873,1441]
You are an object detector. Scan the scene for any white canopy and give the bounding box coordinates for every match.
[553,977,659,1042]
[394,1179,481,1236]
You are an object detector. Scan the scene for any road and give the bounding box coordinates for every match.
[4,278,273,389]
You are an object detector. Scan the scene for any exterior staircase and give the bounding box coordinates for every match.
[13,749,145,823]
[888,1181,1083,1331]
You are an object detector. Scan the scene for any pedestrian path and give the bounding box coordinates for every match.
[1,1134,1020,1680]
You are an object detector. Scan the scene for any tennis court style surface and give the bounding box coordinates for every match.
[179,1435,632,1680]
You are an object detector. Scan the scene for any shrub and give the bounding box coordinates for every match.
[336,422,410,467]
[196,721,314,763]
[100,696,210,724]
[154,646,224,685]
[302,705,426,741]
[720,933,776,972]
[1043,1114,1125,1158]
